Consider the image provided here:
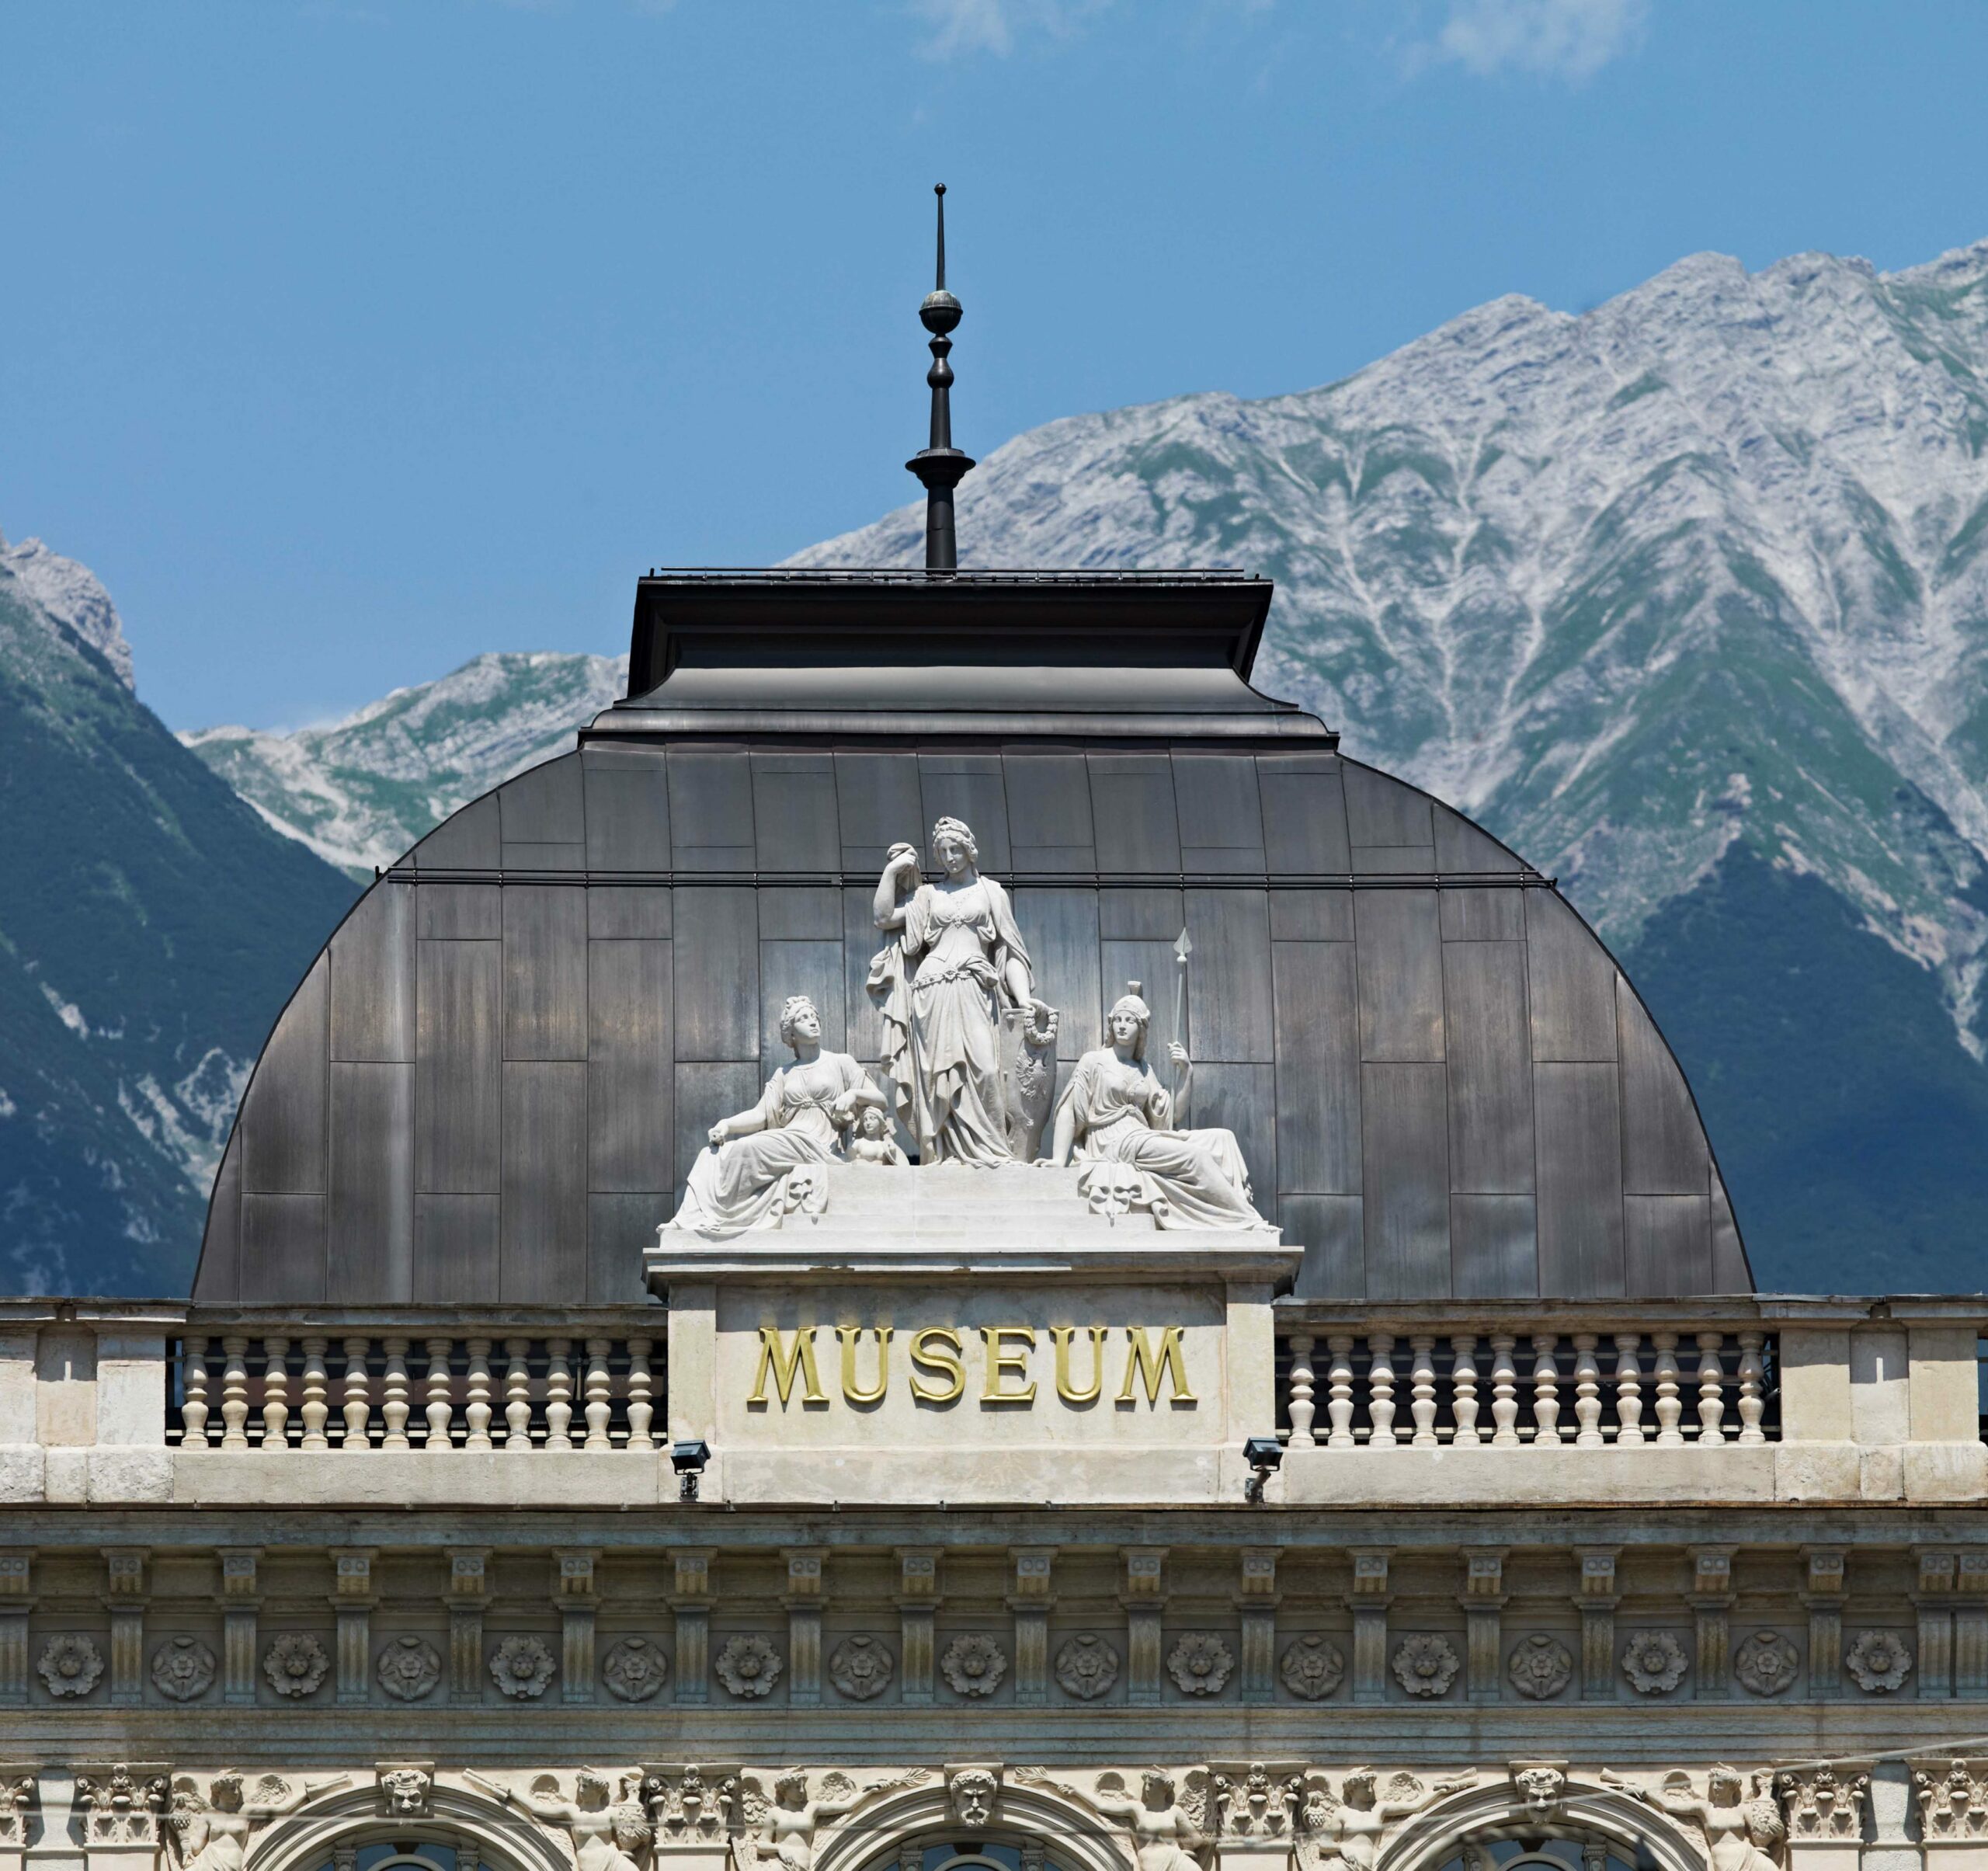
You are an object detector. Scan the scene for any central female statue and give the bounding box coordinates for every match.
[871,816,1052,1165]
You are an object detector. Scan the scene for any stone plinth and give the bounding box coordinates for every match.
[652,1163,1297,1506]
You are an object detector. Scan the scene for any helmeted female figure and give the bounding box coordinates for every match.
[1043,987,1267,1229]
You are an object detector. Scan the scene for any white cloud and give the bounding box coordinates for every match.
[909,0,1111,61]
[1427,0,1647,82]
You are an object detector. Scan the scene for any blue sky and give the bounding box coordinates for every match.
[5,0,1987,730]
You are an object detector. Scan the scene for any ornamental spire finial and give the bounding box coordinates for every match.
[905,183,975,574]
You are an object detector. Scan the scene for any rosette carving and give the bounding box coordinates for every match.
[375,1634,442,1701]
[940,1633,1007,1697]
[1055,1633,1120,1700]
[1167,1632,1233,1696]
[262,1633,331,1699]
[1621,1630,1688,1695]
[601,1636,670,1702]
[1391,1634,1460,1698]
[488,1635,556,1699]
[1280,1635,1345,1700]
[37,1634,103,1698]
[828,1636,895,1701]
[1506,1633,1573,1701]
[150,1636,217,1702]
[715,1634,784,1699]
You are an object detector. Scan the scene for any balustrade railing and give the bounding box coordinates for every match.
[1273,1312,1778,1450]
[167,1312,664,1452]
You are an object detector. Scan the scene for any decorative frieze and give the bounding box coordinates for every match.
[446,1548,489,1702]
[100,1549,147,1707]
[1347,1548,1392,1704]
[1121,1547,1168,1706]
[895,1548,940,1706]
[554,1548,599,1706]
[217,1548,259,1705]
[1008,1546,1055,1706]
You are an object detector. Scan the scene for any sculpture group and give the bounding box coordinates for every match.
[662,818,1271,1237]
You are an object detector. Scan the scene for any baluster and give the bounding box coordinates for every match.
[221,1335,251,1449]
[1286,1334,1317,1448]
[1409,1336,1438,1446]
[583,1338,613,1450]
[1736,1330,1767,1445]
[261,1336,290,1448]
[1613,1334,1645,1445]
[342,1337,373,1448]
[1695,1333,1727,1445]
[298,1337,329,1449]
[1366,1335,1397,1446]
[1326,1336,1357,1448]
[1652,1333,1684,1445]
[464,1339,494,1450]
[181,1337,210,1447]
[544,1339,574,1450]
[425,1338,454,1450]
[1572,1334,1603,1447]
[1450,1335,1481,1444]
[625,1339,655,1449]
[1530,1334,1561,1443]
[1489,1334,1521,1446]
[381,1337,411,1449]
[503,1338,533,1449]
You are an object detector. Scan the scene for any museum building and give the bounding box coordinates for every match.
[3,193,1987,1871]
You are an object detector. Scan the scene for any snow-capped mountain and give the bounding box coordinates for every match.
[0,530,136,690]
[0,542,354,1294]
[795,239,1988,1061]
[182,652,626,878]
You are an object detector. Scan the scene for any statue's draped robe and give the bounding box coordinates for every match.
[668,1052,867,1237]
[871,876,1031,1165]
[1056,1048,1264,1229]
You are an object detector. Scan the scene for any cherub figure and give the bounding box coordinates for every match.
[1093,1771,1211,1871]
[165,1774,346,1871]
[1293,1772,1474,1871]
[493,1772,652,1871]
[735,1772,864,1871]
[843,1104,909,1167]
[1617,1768,1784,1871]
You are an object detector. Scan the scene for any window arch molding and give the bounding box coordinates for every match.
[814,1782,1132,1871]
[1377,1780,1703,1871]
[244,1784,567,1871]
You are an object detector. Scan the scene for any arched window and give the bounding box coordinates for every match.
[310,1837,478,1871]
[864,1837,1055,1871]
[1441,1839,1660,1871]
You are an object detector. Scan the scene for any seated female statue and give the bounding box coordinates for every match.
[1041,988,1267,1230]
[666,996,885,1238]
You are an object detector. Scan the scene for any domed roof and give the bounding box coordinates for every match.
[193,572,1746,1304]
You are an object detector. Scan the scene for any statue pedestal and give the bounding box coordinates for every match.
[651,1163,1297,1507]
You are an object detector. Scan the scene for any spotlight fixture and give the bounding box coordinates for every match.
[671,1438,712,1502]
[1242,1434,1284,1504]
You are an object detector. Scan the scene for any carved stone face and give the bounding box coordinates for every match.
[934,835,971,878]
[1143,1774,1174,1811]
[860,1108,888,1139]
[950,1772,997,1828]
[1109,1007,1142,1045]
[785,1001,821,1044]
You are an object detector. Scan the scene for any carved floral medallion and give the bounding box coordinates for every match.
[828,1636,895,1701]
[263,1633,331,1699]
[1055,1634,1120,1700]
[36,1634,103,1698]
[715,1635,784,1699]
[1391,1634,1460,1699]
[1620,1630,1688,1695]
[150,1635,217,1702]
[601,1636,670,1702]
[1734,1629,1801,1697]
[1845,1629,1913,1694]
[940,1633,1007,1697]
[489,1635,557,1699]
[376,1634,443,1702]
[1280,1635,1345,1700]
[1167,1632,1234,1697]
[1506,1634,1573,1701]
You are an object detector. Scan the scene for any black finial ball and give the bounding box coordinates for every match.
[919,288,961,335]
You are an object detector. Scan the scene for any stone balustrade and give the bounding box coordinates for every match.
[1271,1296,1988,1506]
[5,1295,1983,1508]
[169,1320,660,1452]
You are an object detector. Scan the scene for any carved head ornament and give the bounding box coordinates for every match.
[930,818,978,868]
[778,996,821,1051]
